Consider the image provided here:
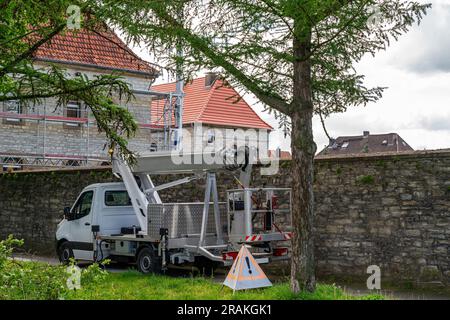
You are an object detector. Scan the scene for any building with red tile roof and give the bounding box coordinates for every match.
[149,74,272,152]
[268,149,292,160]
[150,75,272,130]
[33,28,158,78]
[1,27,159,169]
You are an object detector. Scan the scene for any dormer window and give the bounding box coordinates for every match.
[341,141,349,148]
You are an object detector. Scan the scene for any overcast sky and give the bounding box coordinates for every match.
[133,0,450,153]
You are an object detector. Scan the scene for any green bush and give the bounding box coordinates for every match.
[0,235,23,269]
[0,235,108,300]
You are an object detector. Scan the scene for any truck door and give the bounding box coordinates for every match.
[69,190,94,261]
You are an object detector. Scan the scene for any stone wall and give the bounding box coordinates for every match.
[0,150,449,286]
[312,151,450,287]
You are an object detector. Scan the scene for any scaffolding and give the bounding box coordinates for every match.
[0,89,183,171]
[150,91,183,151]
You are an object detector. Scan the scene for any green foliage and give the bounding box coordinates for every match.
[375,160,387,169]
[357,175,375,185]
[0,236,108,300]
[359,293,385,300]
[0,235,24,269]
[80,260,110,285]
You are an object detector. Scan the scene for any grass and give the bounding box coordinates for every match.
[66,270,385,300]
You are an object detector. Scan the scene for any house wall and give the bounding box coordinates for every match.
[0,150,448,287]
[181,124,269,154]
[0,63,154,163]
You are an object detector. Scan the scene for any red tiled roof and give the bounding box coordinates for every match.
[33,28,157,76]
[150,77,273,130]
[268,150,292,160]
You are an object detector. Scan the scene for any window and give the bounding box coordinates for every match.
[4,100,22,114]
[64,102,82,128]
[341,141,349,148]
[3,100,24,124]
[207,130,215,144]
[105,191,132,207]
[66,102,81,118]
[71,191,94,220]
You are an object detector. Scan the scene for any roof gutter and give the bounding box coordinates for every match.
[34,57,160,78]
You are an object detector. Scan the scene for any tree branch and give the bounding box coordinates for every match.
[0,23,66,77]
[149,3,290,113]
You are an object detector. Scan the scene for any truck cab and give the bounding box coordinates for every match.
[56,182,138,263]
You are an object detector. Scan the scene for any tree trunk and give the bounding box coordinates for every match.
[290,30,317,293]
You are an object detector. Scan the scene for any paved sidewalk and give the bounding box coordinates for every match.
[11,254,59,265]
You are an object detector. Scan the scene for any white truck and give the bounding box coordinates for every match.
[55,150,292,273]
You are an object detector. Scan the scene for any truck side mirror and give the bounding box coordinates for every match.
[64,207,71,220]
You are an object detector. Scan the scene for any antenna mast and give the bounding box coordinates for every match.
[174,4,184,151]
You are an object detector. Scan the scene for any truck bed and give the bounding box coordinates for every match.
[147,202,228,240]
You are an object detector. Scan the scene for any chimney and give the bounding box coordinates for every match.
[329,137,336,146]
[205,72,218,87]
[363,131,370,138]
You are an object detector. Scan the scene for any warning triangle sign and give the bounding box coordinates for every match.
[223,245,272,291]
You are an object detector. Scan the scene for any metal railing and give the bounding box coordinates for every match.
[227,188,292,238]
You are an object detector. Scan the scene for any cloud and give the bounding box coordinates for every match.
[416,114,450,131]
[386,1,450,74]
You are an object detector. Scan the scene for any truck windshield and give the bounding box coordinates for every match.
[105,190,132,206]
[72,191,94,219]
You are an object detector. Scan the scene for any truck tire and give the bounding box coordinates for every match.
[136,247,161,274]
[58,242,74,265]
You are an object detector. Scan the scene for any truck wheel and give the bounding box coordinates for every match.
[136,247,161,274]
[58,242,74,265]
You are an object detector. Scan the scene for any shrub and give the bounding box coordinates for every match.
[0,235,23,269]
[0,236,108,300]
